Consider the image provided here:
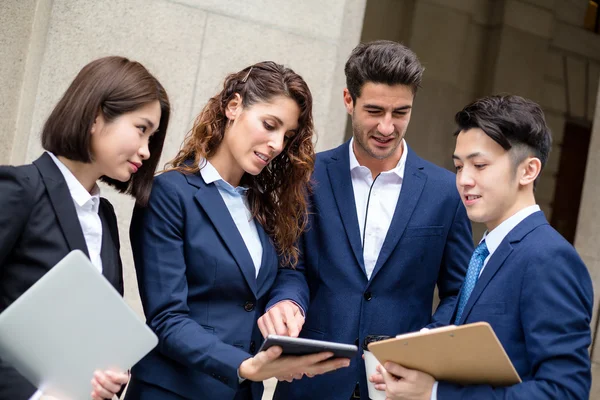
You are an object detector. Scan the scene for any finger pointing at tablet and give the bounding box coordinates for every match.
[258,300,305,338]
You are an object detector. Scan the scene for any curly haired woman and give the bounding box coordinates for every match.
[126,61,350,400]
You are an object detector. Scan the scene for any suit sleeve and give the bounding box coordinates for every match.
[0,167,38,399]
[0,166,34,269]
[265,217,310,314]
[437,246,593,399]
[429,198,472,327]
[130,175,250,390]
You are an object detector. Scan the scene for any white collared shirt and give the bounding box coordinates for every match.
[349,138,408,279]
[47,152,103,273]
[479,204,541,276]
[30,153,104,399]
[200,160,263,277]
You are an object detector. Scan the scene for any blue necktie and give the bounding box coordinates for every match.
[454,241,489,324]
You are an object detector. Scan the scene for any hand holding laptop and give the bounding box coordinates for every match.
[90,370,129,400]
[35,369,128,400]
[0,251,157,400]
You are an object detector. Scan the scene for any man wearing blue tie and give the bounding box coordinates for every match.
[372,95,594,399]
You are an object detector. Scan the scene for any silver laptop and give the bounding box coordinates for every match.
[0,250,158,399]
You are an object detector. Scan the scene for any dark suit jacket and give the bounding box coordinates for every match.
[438,211,593,399]
[0,152,123,399]
[129,170,278,400]
[268,141,474,400]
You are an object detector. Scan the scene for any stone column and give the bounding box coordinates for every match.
[576,83,600,347]
[0,0,52,165]
[1,0,367,314]
[577,80,600,399]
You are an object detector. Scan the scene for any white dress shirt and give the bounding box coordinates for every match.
[479,204,541,276]
[430,204,541,400]
[200,160,263,277]
[30,153,103,399]
[349,138,408,279]
[47,152,103,273]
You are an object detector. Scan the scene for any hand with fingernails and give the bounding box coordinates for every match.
[238,346,350,383]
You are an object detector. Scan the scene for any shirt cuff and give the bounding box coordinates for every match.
[288,300,305,317]
[238,369,246,383]
[430,381,438,400]
[29,390,43,400]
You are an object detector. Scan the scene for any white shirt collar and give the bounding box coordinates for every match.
[482,204,541,255]
[348,137,408,179]
[199,159,248,195]
[47,151,100,212]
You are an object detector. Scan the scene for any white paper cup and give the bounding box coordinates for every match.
[364,350,387,400]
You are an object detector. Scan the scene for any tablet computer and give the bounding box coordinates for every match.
[0,250,158,399]
[258,334,357,358]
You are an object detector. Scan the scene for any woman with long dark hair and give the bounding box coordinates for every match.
[127,61,350,400]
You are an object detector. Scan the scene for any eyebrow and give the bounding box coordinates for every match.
[266,114,298,133]
[141,118,156,130]
[452,152,484,160]
[363,104,412,112]
[266,114,283,126]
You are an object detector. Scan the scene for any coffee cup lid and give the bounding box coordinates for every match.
[363,334,392,350]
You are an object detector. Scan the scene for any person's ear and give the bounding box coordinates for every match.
[90,109,104,135]
[225,93,243,121]
[343,88,354,116]
[519,157,542,186]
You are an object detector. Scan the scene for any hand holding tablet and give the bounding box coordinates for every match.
[236,335,357,382]
[258,334,358,358]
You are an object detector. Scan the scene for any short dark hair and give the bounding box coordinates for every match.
[42,56,170,205]
[454,95,552,185]
[344,40,424,102]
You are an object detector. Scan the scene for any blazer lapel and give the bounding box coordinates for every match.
[457,242,513,324]
[98,202,122,294]
[326,142,366,275]
[33,153,89,257]
[369,149,426,282]
[188,173,258,297]
[458,211,548,323]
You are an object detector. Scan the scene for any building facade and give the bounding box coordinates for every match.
[2,0,600,397]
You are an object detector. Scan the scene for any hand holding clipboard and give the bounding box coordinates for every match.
[367,322,521,386]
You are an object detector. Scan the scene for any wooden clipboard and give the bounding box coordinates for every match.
[367,322,521,386]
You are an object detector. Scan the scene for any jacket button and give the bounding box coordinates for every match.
[364,291,372,301]
[244,301,255,312]
[250,340,256,353]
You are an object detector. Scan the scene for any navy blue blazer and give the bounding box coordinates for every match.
[129,170,278,400]
[438,211,593,399]
[268,141,474,400]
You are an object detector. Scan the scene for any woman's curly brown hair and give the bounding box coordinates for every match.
[166,61,315,267]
